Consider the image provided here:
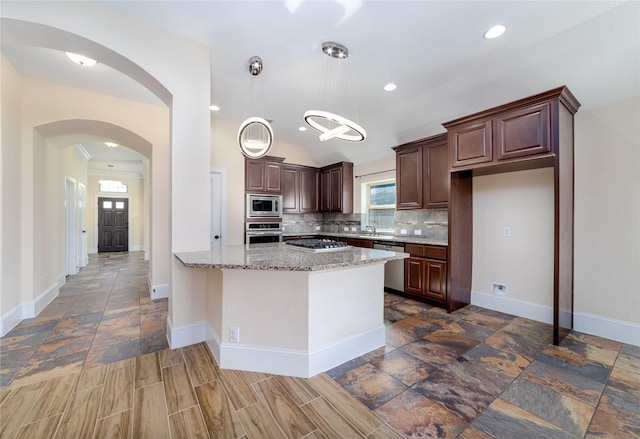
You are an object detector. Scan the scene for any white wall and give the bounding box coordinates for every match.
[574,97,640,329]
[472,168,554,306]
[0,54,23,323]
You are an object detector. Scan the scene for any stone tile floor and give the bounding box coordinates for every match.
[328,293,640,438]
[0,252,168,388]
[1,251,639,438]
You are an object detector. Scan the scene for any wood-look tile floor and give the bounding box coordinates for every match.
[2,252,639,438]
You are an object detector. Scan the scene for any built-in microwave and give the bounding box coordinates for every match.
[246,194,282,218]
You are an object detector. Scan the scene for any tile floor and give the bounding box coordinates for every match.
[1,252,639,438]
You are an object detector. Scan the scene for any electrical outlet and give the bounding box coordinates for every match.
[414,230,422,235]
[315,225,321,231]
[229,326,240,343]
[344,227,349,232]
[351,226,357,232]
[492,282,508,296]
[503,227,511,237]
[400,229,407,235]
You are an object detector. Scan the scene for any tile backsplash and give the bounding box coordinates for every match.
[283,209,448,241]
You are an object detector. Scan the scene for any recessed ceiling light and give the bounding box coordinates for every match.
[298,126,307,131]
[105,142,118,148]
[65,52,98,67]
[484,25,506,39]
[209,105,220,111]
[384,83,397,92]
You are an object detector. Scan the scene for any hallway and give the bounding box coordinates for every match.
[0,252,168,388]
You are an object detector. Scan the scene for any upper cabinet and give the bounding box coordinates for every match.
[245,156,284,194]
[282,164,319,213]
[444,89,576,173]
[393,133,449,210]
[319,162,353,213]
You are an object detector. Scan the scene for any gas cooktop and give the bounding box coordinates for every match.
[285,239,352,253]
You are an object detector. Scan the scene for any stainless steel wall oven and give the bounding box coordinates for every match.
[245,222,283,244]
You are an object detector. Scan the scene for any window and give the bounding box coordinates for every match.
[365,179,396,231]
[99,180,128,193]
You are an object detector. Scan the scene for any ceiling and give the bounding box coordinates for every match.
[2,1,639,168]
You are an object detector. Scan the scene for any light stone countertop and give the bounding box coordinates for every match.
[174,242,408,272]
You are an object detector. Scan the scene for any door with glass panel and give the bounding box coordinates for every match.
[98,197,129,252]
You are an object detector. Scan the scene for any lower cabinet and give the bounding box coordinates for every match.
[336,237,374,249]
[404,243,447,304]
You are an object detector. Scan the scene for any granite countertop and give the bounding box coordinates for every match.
[175,243,408,272]
[283,232,448,247]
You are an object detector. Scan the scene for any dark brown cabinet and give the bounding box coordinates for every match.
[393,133,449,210]
[245,156,284,194]
[319,162,353,213]
[443,86,580,344]
[282,164,319,213]
[404,243,447,303]
[449,101,553,171]
[337,237,374,249]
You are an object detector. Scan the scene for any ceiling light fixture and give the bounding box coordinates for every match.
[304,42,366,142]
[484,25,506,39]
[65,52,98,67]
[210,105,220,111]
[105,142,119,148]
[238,56,274,158]
[384,83,397,92]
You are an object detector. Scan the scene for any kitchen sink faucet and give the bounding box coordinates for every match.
[366,225,377,236]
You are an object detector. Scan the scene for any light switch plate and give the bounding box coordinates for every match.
[315,226,321,231]
[414,230,422,235]
[400,229,407,235]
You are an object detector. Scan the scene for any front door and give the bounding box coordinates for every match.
[98,197,129,253]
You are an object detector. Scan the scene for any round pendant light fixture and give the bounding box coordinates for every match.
[304,42,366,143]
[238,56,274,158]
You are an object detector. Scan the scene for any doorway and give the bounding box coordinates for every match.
[98,197,129,252]
[210,168,227,247]
[65,177,78,276]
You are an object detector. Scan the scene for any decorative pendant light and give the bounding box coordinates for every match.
[304,42,366,142]
[238,56,274,158]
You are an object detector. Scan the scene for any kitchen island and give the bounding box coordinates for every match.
[174,242,407,378]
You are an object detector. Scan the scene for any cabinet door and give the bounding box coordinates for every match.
[450,120,493,168]
[319,169,331,212]
[281,167,298,212]
[299,168,319,213]
[396,146,423,210]
[424,141,449,209]
[265,162,281,192]
[330,167,343,212]
[405,258,424,295]
[246,160,266,192]
[495,102,550,161]
[424,259,447,302]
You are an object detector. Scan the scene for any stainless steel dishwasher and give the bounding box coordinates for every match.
[373,241,405,292]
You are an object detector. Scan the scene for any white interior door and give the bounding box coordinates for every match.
[64,177,78,276]
[210,169,226,247]
[77,182,87,267]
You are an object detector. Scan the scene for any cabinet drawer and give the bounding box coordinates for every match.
[405,244,447,260]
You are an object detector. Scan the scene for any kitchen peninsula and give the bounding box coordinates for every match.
[174,242,407,378]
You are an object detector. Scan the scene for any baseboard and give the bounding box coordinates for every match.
[471,290,639,347]
[1,274,65,337]
[129,245,143,252]
[205,323,385,378]
[471,290,553,324]
[88,247,97,254]
[166,317,207,349]
[574,312,640,347]
[149,279,169,300]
